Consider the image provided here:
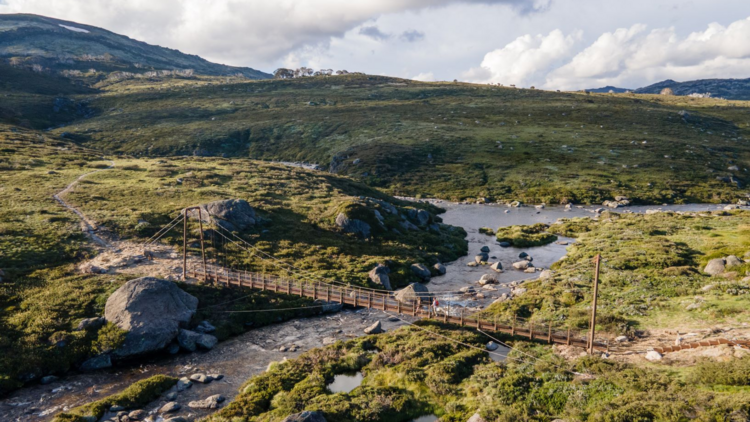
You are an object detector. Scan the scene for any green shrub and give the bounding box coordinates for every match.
[495,224,557,247]
[92,323,126,354]
[691,357,750,386]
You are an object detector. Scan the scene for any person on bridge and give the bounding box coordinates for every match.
[432,297,440,316]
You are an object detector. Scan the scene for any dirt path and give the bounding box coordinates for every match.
[53,160,115,249]
[0,309,410,422]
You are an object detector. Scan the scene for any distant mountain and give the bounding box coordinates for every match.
[0,14,271,81]
[586,86,632,93]
[635,78,750,100]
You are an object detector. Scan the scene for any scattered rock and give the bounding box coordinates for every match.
[364,321,383,335]
[75,317,105,331]
[480,246,490,253]
[704,258,726,276]
[478,274,497,285]
[489,262,503,272]
[164,418,187,422]
[195,320,216,334]
[281,411,327,422]
[645,350,663,362]
[512,261,532,270]
[190,373,213,384]
[128,410,146,420]
[368,264,392,290]
[196,333,218,350]
[165,392,178,400]
[725,255,743,268]
[468,413,488,422]
[80,354,111,371]
[176,377,192,392]
[498,241,511,247]
[615,336,628,343]
[410,263,431,281]
[395,283,430,304]
[460,286,476,295]
[185,199,257,231]
[518,252,528,259]
[523,267,536,273]
[105,277,198,358]
[159,402,180,413]
[539,270,552,280]
[188,394,225,409]
[486,341,499,351]
[433,263,446,275]
[475,252,489,264]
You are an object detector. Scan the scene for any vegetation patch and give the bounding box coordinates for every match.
[52,374,176,422]
[495,223,557,247]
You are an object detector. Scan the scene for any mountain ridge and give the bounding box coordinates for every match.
[0,14,271,80]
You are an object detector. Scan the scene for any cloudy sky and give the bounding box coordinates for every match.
[2,0,750,89]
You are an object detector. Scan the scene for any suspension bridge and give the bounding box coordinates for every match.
[144,206,610,352]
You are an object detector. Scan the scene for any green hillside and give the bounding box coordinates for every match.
[47,74,750,204]
[0,14,270,81]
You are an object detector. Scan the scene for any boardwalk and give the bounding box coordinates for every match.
[188,264,608,351]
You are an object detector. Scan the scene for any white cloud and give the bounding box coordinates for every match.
[412,71,436,81]
[463,29,581,86]
[0,0,544,70]
[466,15,750,90]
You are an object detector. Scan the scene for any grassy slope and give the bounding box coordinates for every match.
[206,322,750,422]
[0,125,466,394]
[50,74,750,204]
[479,211,750,334]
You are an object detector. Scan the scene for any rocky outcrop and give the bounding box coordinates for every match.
[186,199,257,231]
[410,263,431,281]
[105,277,198,358]
[335,213,371,239]
[368,264,392,290]
[395,282,430,304]
[282,411,327,422]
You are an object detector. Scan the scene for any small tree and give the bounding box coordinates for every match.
[273,68,294,79]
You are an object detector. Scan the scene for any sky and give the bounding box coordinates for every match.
[2,0,750,90]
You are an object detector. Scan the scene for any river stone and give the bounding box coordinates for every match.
[105,277,198,358]
[410,263,431,281]
[335,213,371,239]
[475,252,489,264]
[519,252,528,259]
[177,329,201,352]
[80,354,111,371]
[368,264,392,290]
[478,274,497,285]
[195,320,217,334]
[196,333,218,350]
[160,402,181,413]
[364,321,384,334]
[468,413,487,422]
[725,255,743,268]
[433,263,446,275]
[165,418,188,422]
[395,282,430,304]
[480,246,490,253]
[128,409,146,420]
[40,375,58,385]
[704,258,726,275]
[498,241,511,247]
[75,317,105,331]
[486,341,499,351]
[176,377,192,392]
[490,262,503,272]
[539,270,553,280]
[186,199,257,231]
[282,411,327,422]
[190,373,213,383]
[512,261,532,270]
[188,394,225,409]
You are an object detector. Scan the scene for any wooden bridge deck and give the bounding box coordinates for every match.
[188,264,608,351]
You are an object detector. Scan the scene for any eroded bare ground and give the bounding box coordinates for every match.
[0,309,411,422]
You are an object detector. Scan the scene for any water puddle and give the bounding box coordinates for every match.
[328,372,364,394]
[487,344,511,362]
[411,414,439,422]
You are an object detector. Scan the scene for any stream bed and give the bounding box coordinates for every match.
[0,201,732,421]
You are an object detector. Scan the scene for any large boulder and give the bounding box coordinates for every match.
[411,263,431,281]
[186,199,257,231]
[368,264,392,290]
[282,411,327,422]
[704,258,726,275]
[105,277,198,358]
[725,255,743,268]
[335,213,371,239]
[478,274,497,285]
[394,282,430,304]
